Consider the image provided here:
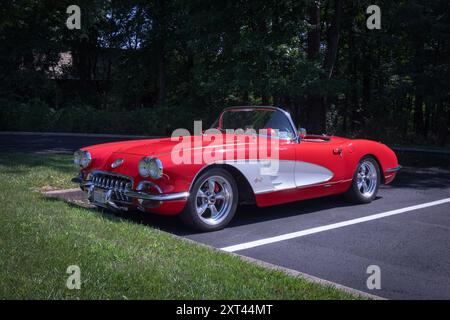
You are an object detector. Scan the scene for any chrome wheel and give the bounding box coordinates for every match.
[356,160,378,198]
[195,175,233,226]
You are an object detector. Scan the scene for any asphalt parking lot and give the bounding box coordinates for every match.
[1,132,450,299]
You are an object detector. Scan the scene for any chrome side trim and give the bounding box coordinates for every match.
[255,178,353,194]
[385,165,402,173]
[124,190,190,201]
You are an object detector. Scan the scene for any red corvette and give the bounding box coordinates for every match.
[72,106,400,231]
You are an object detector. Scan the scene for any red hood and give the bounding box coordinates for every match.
[85,134,265,157]
[83,134,275,178]
[85,137,180,157]
[112,138,181,156]
[84,134,353,156]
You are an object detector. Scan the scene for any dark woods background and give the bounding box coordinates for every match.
[0,0,449,146]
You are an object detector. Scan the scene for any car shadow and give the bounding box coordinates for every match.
[43,190,380,237]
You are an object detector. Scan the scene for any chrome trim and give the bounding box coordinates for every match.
[385,165,402,173]
[136,181,163,208]
[124,190,190,201]
[218,106,299,143]
[111,158,124,169]
[137,180,162,194]
[90,170,134,187]
[72,170,189,207]
[74,170,134,205]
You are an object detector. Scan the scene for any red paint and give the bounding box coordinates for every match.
[80,133,399,215]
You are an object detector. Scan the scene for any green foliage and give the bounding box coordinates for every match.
[0,0,449,145]
[0,100,205,135]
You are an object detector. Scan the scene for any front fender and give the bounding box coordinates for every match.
[348,139,399,184]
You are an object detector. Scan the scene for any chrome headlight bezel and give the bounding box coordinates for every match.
[74,150,82,166]
[74,150,92,169]
[138,157,163,179]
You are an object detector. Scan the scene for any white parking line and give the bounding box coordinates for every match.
[221,198,450,253]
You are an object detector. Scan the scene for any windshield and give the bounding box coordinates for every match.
[212,108,296,140]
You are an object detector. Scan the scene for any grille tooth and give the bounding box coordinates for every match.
[91,173,133,204]
[119,181,125,200]
[125,183,132,202]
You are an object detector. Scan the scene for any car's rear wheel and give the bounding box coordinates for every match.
[180,168,238,231]
[345,156,380,203]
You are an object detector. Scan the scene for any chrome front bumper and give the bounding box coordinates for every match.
[123,190,189,201]
[71,175,189,211]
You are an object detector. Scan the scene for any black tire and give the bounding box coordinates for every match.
[180,168,238,231]
[344,156,380,204]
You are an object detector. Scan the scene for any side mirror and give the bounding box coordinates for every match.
[298,128,307,139]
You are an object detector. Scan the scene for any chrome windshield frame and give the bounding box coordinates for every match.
[216,106,299,143]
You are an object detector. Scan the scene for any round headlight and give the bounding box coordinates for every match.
[80,151,92,168]
[74,150,82,166]
[74,150,92,168]
[139,157,163,179]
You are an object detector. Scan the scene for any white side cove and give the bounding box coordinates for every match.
[220,160,334,194]
[294,161,334,188]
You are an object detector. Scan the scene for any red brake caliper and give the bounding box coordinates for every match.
[214,183,221,205]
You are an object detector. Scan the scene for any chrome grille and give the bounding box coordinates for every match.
[91,172,133,204]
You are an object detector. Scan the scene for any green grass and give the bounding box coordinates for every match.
[0,152,360,299]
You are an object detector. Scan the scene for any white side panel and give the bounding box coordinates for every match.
[221,160,295,194]
[294,161,334,187]
[220,160,334,194]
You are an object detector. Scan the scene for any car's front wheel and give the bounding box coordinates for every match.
[345,156,380,203]
[180,168,238,231]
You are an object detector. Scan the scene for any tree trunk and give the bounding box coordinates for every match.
[319,0,343,133]
[323,0,343,80]
[307,3,321,60]
[155,0,168,106]
[413,35,425,135]
[156,41,167,106]
[305,0,343,134]
[305,2,323,133]
[413,89,424,136]
[437,102,448,146]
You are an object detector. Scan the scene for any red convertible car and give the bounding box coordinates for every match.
[72,106,400,231]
